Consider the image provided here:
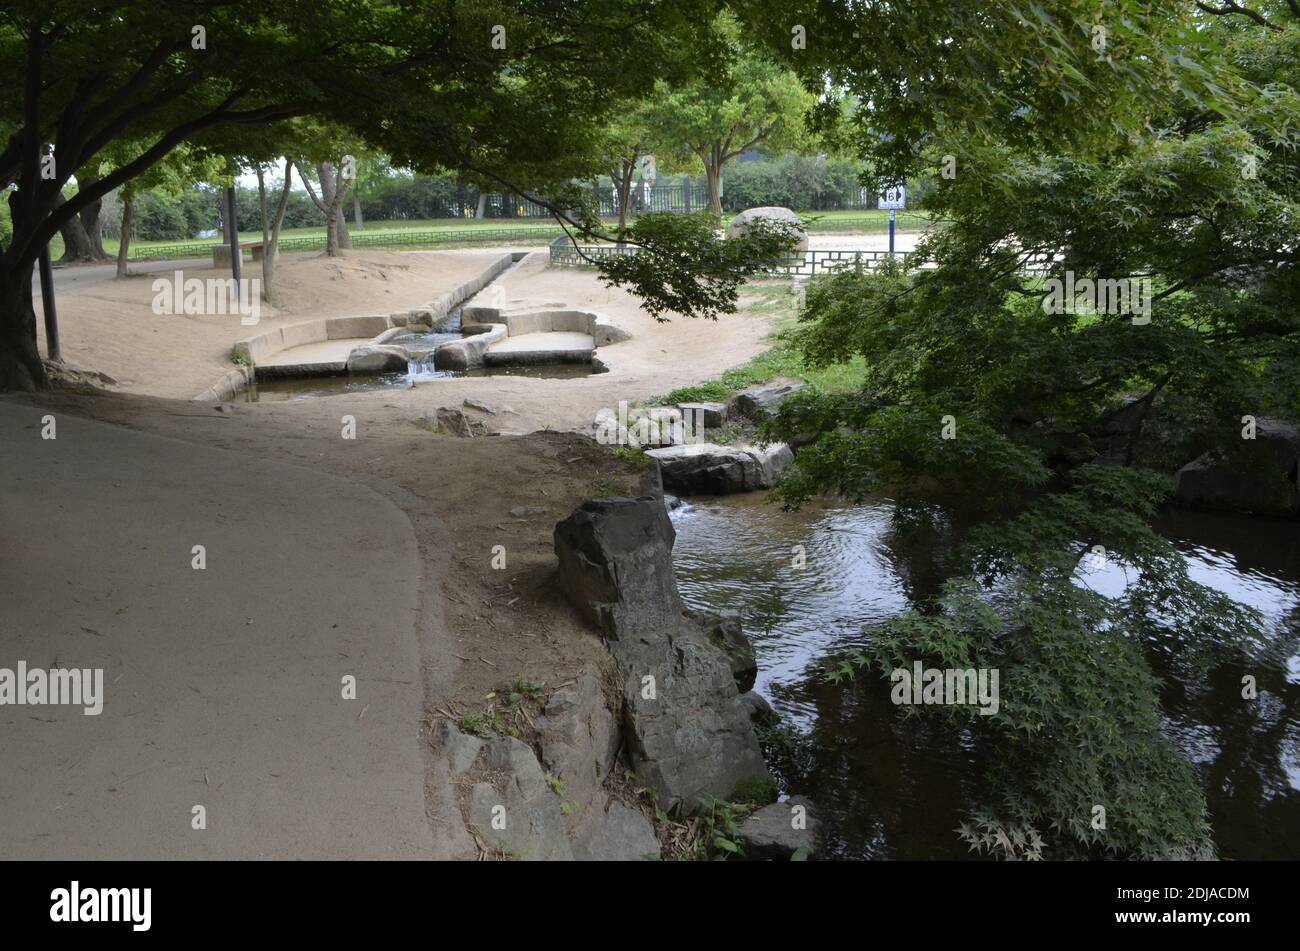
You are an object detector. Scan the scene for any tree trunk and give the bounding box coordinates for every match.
[705,148,723,215]
[79,175,109,260]
[613,159,634,241]
[353,192,364,230]
[115,197,134,279]
[0,262,45,391]
[475,192,488,219]
[335,213,352,250]
[56,193,97,262]
[262,160,294,307]
[257,166,269,247]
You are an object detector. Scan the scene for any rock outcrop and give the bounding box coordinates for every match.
[645,442,793,494]
[554,497,772,813]
[468,736,574,861]
[737,797,819,860]
[1175,418,1300,515]
[345,343,410,374]
[731,382,808,420]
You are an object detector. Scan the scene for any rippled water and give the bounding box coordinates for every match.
[669,494,1300,859]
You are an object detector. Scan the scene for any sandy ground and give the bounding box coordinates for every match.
[353,250,785,434]
[38,250,509,400]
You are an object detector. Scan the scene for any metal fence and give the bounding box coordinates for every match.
[128,211,936,262]
[550,237,912,276]
[129,225,568,261]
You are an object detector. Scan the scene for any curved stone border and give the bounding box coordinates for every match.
[191,251,518,399]
[193,365,253,402]
[447,305,631,371]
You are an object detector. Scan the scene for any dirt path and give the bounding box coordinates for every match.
[0,400,432,858]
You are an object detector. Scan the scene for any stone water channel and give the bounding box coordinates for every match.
[240,308,596,401]
[668,492,1300,859]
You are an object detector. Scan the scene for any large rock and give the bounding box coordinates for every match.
[726,207,809,253]
[468,736,573,860]
[1175,451,1300,515]
[645,442,793,494]
[732,382,808,420]
[535,668,620,827]
[570,801,660,861]
[553,497,683,641]
[554,497,772,814]
[346,343,409,374]
[692,609,757,693]
[677,401,727,429]
[614,626,771,813]
[432,720,484,776]
[738,796,820,860]
[1174,418,1300,515]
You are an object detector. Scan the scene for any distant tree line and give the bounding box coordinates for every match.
[73,154,901,244]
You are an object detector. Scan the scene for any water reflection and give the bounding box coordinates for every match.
[670,493,1300,859]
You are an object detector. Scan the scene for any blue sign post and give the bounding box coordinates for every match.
[878,185,906,258]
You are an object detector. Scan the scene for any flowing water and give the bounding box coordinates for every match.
[241,308,596,401]
[668,493,1300,859]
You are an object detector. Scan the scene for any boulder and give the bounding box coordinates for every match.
[737,796,819,860]
[1175,451,1299,515]
[468,736,573,860]
[692,609,757,693]
[535,668,620,825]
[614,628,771,813]
[645,442,793,494]
[1253,417,1300,476]
[432,720,484,776]
[570,801,660,861]
[726,206,809,253]
[346,344,409,374]
[463,398,497,415]
[738,690,776,725]
[677,401,727,429]
[553,497,684,641]
[732,383,808,420]
[435,406,487,437]
[554,497,772,814]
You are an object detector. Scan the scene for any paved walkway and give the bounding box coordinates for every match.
[0,400,432,858]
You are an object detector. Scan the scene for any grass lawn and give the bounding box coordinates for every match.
[652,282,868,406]
[50,208,934,261]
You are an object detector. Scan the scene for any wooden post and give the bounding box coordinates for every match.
[226,186,241,304]
[38,247,59,362]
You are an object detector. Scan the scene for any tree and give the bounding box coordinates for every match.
[645,14,814,214]
[0,0,731,390]
[600,107,658,237]
[296,157,355,256]
[754,2,1300,857]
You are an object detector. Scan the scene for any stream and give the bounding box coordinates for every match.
[668,493,1300,859]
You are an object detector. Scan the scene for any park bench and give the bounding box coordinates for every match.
[212,241,266,267]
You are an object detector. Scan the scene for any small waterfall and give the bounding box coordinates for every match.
[398,307,465,383]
